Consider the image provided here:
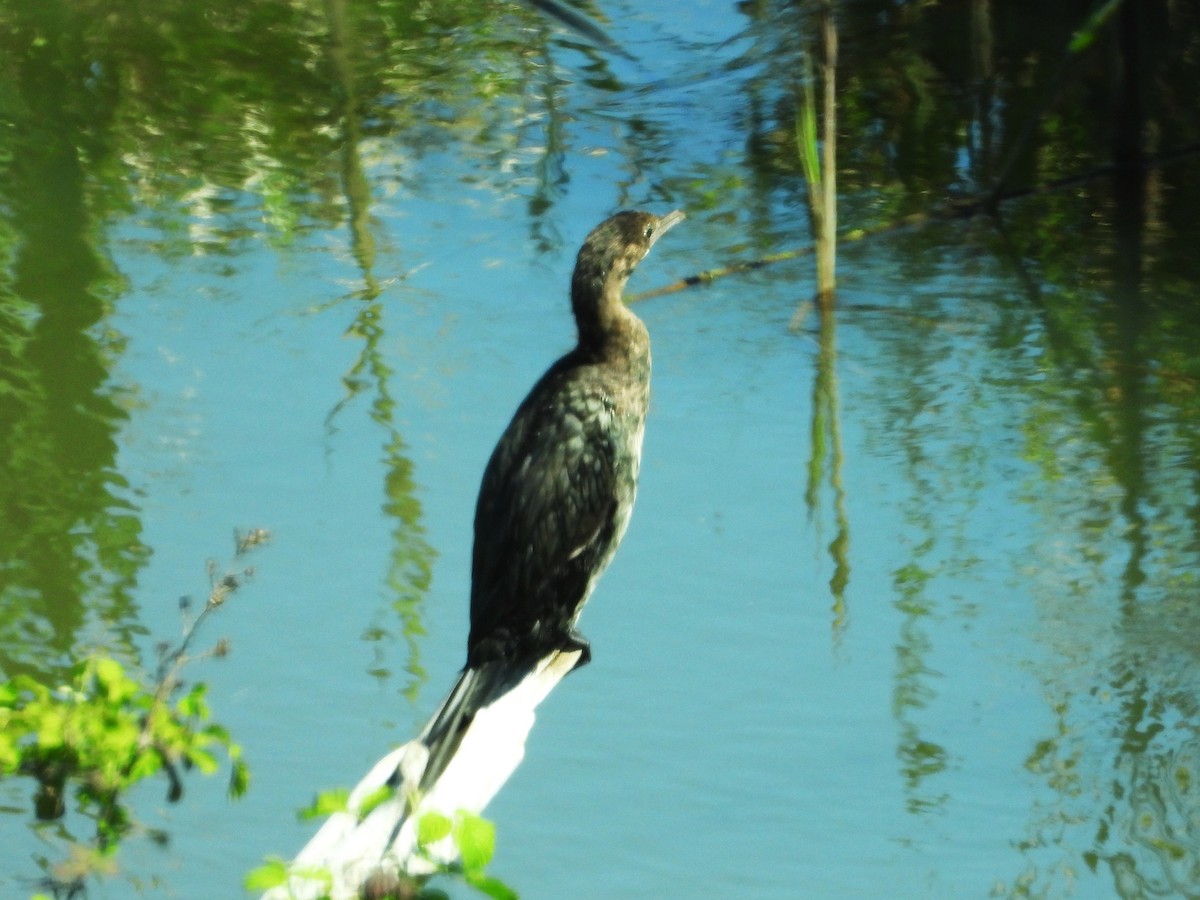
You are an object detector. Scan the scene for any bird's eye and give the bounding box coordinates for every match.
[643,224,654,240]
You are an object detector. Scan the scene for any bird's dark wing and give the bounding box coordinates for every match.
[468,366,622,663]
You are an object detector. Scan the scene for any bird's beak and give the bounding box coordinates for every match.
[649,209,686,248]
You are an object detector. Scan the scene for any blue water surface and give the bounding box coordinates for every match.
[4,2,1199,899]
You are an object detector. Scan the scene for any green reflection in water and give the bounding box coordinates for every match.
[0,1,149,682]
[0,0,579,890]
[329,287,438,701]
[322,0,437,702]
[802,301,851,641]
[713,4,1200,874]
[2,0,1200,896]
[988,153,1200,897]
[0,0,574,699]
[866,276,986,819]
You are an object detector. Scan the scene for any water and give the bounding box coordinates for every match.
[2,1,1200,898]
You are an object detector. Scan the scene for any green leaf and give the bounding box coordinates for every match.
[0,733,18,772]
[464,872,518,900]
[204,722,232,744]
[795,53,822,187]
[1068,0,1123,54]
[10,674,49,701]
[92,657,132,701]
[177,683,210,720]
[0,680,20,706]
[187,746,219,775]
[127,745,164,781]
[357,784,396,821]
[229,758,251,798]
[244,856,290,890]
[299,787,350,820]
[35,708,65,747]
[417,811,452,847]
[101,718,141,756]
[453,813,495,872]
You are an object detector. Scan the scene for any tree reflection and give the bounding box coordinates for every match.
[801,301,850,640]
[1006,165,1200,893]
[1092,664,1200,896]
[727,3,1200,887]
[0,0,593,696]
[318,0,440,701]
[2,0,1200,894]
[0,2,148,681]
[991,58,1200,897]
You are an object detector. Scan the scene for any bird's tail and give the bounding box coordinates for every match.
[377,648,584,859]
[415,659,531,795]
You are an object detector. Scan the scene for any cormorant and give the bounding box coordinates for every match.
[417,208,685,792]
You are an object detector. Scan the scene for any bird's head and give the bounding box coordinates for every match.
[571,209,685,331]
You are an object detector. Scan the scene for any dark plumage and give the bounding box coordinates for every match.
[417,209,684,792]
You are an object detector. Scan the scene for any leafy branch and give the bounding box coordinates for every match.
[246,805,517,899]
[0,528,269,897]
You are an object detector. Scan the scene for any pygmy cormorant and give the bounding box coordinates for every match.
[417,208,685,792]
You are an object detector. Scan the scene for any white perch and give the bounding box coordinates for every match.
[263,649,582,900]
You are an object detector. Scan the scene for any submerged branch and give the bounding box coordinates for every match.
[628,144,1200,303]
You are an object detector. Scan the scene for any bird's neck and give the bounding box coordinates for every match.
[571,275,646,366]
